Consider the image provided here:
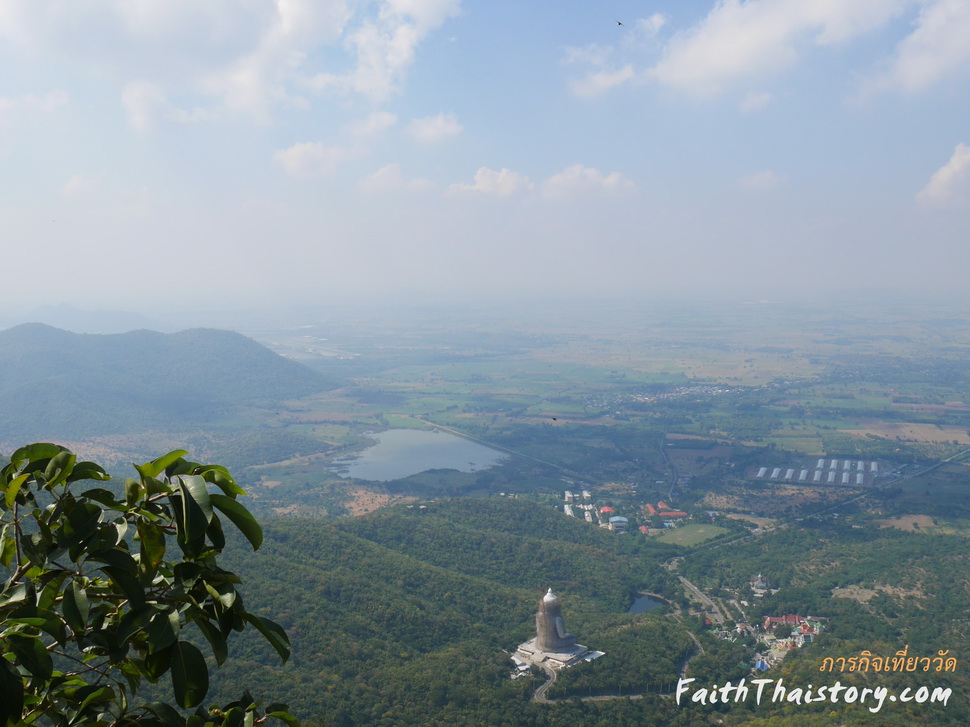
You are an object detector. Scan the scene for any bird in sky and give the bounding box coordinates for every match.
[616,20,623,26]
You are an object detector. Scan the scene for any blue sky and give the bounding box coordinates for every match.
[1,0,969,313]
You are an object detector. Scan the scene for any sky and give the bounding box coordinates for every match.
[1,0,969,313]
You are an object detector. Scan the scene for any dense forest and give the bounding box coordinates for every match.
[185,499,697,726]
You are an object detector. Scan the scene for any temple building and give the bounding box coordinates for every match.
[514,589,605,670]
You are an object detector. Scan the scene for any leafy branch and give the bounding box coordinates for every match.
[0,443,298,726]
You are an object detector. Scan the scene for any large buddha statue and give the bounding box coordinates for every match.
[535,588,578,652]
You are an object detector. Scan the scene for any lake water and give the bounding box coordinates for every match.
[332,428,508,482]
[627,594,667,614]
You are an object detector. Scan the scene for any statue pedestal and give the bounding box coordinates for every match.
[514,637,603,670]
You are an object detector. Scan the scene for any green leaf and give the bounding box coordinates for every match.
[61,503,102,549]
[174,477,211,555]
[4,473,28,509]
[198,465,247,497]
[174,562,203,591]
[0,657,24,726]
[102,566,146,609]
[137,522,167,574]
[243,614,289,663]
[0,525,16,568]
[144,476,170,497]
[206,514,226,551]
[37,571,67,611]
[62,582,89,635]
[80,487,123,508]
[8,633,54,680]
[193,618,228,665]
[69,460,110,482]
[117,606,154,645]
[142,702,186,727]
[209,495,263,551]
[171,641,209,709]
[89,547,139,573]
[124,478,141,506]
[136,450,190,480]
[178,475,213,523]
[266,711,301,727]
[0,583,28,608]
[145,609,181,653]
[9,443,63,466]
[9,606,66,646]
[43,450,76,487]
[71,684,115,721]
[143,644,174,681]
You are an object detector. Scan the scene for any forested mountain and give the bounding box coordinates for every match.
[202,498,692,727]
[0,324,331,439]
[193,498,970,727]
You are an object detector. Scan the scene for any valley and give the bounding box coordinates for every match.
[3,298,970,725]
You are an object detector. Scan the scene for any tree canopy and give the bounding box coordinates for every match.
[0,443,297,726]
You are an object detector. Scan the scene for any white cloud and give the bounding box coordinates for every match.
[121,81,168,130]
[344,111,398,137]
[0,1,457,123]
[307,0,461,101]
[569,65,635,98]
[121,81,217,129]
[736,169,784,191]
[869,0,970,94]
[562,43,612,67]
[0,90,68,124]
[407,113,462,142]
[563,36,639,98]
[739,90,773,112]
[451,167,534,197]
[62,174,98,197]
[636,13,667,37]
[358,163,434,193]
[273,141,362,179]
[649,0,911,96]
[541,164,635,200]
[918,143,970,205]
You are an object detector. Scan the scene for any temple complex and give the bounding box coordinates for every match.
[513,589,604,670]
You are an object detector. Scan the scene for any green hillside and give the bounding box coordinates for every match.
[0,324,331,439]
[203,499,694,726]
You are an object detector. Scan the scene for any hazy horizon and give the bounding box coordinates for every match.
[1,1,968,310]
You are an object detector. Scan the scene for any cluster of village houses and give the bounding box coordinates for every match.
[560,492,828,674]
[563,490,692,533]
[710,575,830,671]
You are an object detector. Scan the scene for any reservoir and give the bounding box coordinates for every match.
[628,594,667,614]
[332,428,508,482]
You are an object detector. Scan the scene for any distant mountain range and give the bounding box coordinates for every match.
[0,323,331,441]
[0,303,169,334]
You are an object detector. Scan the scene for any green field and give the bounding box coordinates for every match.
[651,523,730,546]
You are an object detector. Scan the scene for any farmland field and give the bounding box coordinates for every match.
[650,524,730,546]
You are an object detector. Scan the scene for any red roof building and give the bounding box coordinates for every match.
[644,503,657,515]
[764,615,803,629]
[659,511,688,518]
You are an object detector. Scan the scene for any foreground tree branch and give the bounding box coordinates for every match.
[0,443,298,726]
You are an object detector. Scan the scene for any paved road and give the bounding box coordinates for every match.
[532,664,646,704]
[532,665,557,703]
[677,575,727,624]
[681,633,703,679]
